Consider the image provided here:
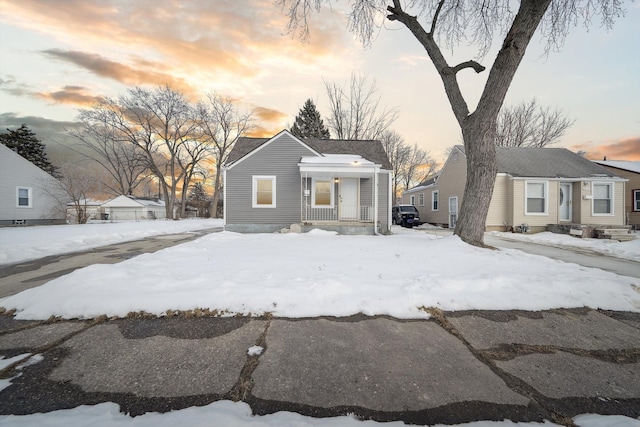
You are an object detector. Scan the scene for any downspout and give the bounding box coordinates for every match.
[373,171,379,235]
[222,167,227,228]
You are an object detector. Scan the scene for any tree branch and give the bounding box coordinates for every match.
[386,1,470,125]
[449,60,486,74]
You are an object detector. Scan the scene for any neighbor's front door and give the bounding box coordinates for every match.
[559,182,572,222]
[449,196,458,228]
[339,178,358,220]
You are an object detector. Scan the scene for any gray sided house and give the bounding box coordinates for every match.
[223,130,392,235]
[403,145,626,233]
[0,143,66,226]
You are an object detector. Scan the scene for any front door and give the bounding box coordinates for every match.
[449,196,458,228]
[559,183,572,222]
[339,178,358,220]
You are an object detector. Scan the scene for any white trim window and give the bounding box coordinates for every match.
[252,176,276,208]
[592,182,613,215]
[312,178,333,208]
[432,190,439,211]
[418,193,424,207]
[634,189,640,212]
[410,195,415,205]
[16,187,32,208]
[525,181,548,215]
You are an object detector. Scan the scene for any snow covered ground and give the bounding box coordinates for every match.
[0,219,223,265]
[0,400,637,427]
[1,224,639,320]
[488,230,640,262]
[1,222,639,426]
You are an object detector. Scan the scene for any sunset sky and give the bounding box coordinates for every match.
[0,0,638,164]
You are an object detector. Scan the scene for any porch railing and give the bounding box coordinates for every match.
[302,205,374,222]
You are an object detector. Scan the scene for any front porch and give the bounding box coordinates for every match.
[299,154,381,228]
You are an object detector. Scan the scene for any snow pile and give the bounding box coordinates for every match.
[489,231,640,262]
[0,219,222,265]
[0,401,637,427]
[2,230,639,320]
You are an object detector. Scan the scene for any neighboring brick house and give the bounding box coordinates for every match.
[593,160,640,229]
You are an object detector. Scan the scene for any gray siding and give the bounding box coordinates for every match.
[0,144,66,226]
[226,133,317,226]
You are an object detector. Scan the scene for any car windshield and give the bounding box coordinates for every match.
[399,206,416,212]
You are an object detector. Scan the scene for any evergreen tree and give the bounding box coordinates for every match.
[0,124,58,176]
[290,99,330,139]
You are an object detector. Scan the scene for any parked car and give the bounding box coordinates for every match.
[392,205,421,228]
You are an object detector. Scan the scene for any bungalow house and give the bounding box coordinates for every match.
[593,160,640,229]
[0,143,66,226]
[403,146,626,233]
[100,195,166,221]
[223,130,392,235]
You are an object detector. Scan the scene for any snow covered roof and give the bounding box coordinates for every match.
[101,195,165,208]
[593,160,640,174]
[299,154,374,166]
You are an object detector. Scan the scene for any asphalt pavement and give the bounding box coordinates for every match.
[0,309,638,424]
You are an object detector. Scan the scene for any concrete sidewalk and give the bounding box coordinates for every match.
[1,309,638,425]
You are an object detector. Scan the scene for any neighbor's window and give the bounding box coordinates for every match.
[410,195,415,205]
[593,182,613,215]
[525,181,547,214]
[252,176,276,208]
[633,189,640,211]
[418,193,424,207]
[313,179,333,207]
[16,187,32,208]
[432,190,439,211]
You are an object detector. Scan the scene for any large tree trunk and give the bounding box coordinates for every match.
[210,169,222,219]
[455,114,498,246]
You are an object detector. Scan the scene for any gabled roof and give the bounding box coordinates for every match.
[593,160,640,174]
[101,195,165,208]
[456,146,620,178]
[226,130,392,169]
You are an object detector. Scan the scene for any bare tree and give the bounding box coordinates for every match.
[380,130,411,199]
[197,94,254,218]
[399,144,437,193]
[324,72,398,140]
[41,163,101,224]
[381,130,437,199]
[80,86,200,219]
[277,0,624,246]
[70,107,149,196]
[495,99,575,147]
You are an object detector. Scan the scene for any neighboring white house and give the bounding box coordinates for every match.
[100,195,166,221]
[66,199,105,224]
[0,143,66,226]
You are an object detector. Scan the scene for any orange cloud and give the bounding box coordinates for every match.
[0,0,352,95]
[41,49,200,100]
[571,137,640,161]
[36,85,103,107]
[253,106,288,123]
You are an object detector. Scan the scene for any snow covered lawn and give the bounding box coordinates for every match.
[1,226,639,320]
[0,400,637,427]
[0,219,222,265]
